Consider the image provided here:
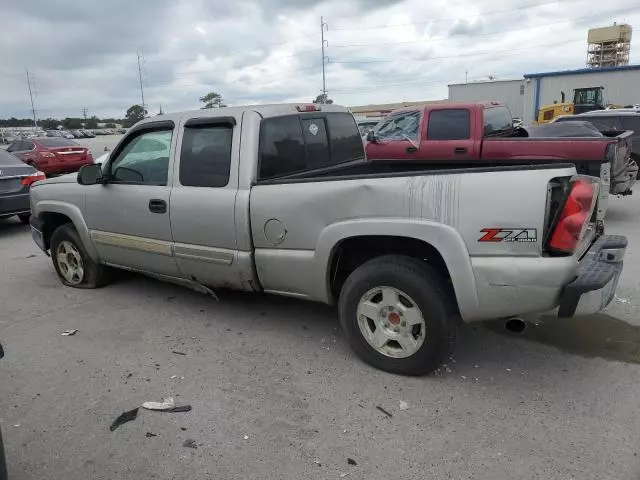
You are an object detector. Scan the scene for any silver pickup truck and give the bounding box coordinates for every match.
[29,104,627,375]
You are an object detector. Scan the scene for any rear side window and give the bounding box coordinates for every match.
[37,138,78,147]
[260,116,306,179]
[259,113,363,180]
[180,125,233,187]
[427,109,470,140]
[22,141,34,150]
[327,113,364,163]
[483,107,513,136]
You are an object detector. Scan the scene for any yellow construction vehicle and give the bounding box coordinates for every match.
[536,86,606,123]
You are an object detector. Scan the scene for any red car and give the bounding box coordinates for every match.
[6,137,93,176]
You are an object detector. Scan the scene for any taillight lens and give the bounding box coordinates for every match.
[20,171,46,186]
[548,179,597,254]
[40,152,56,158]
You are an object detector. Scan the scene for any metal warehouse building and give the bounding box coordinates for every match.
[449,79,525,118]
[448,64,640,123]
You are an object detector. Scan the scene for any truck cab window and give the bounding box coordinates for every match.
[301,118,330,169]
[327,113,365,163]
[427,109,470,140]
[259,116,306,179]
[109,130,172,185]
[180,125,233,187]
[376,111,421,141]
[484,107,513,137]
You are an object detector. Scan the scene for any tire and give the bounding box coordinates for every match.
[338,255,457,376]
[50,223,109,289]
[18,213,30,225]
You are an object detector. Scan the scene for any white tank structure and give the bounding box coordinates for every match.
[587,23,632,68]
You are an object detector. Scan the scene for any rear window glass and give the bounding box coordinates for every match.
[259,113,364,180]
[37,138,78,147]
[180,125,233,187]
[427,109,470,140]
[483,107,513,136]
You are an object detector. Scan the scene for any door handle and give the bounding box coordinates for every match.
[149,199,167,214]
[406,146,418,153]
[454,147,468,154]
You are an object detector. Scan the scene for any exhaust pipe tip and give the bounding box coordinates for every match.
[505,317,527,333]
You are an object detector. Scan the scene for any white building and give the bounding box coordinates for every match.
[448,64,640,123]
[448,79,525,118]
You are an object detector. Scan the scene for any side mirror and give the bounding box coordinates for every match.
[77,164,103,185]
[366,130,377,143]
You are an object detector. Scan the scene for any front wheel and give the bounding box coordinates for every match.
[338,255,457,376]
[50,223,109,288]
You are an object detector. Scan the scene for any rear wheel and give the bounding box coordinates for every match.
[50,223,109,288]
[338,255,457,376]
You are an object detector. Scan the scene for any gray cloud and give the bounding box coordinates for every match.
[1,0,639,119]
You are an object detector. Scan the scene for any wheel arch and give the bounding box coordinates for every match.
[316,219,479,321]
[35,201,99,261]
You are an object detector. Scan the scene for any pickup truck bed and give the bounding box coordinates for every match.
[29,104,627,375]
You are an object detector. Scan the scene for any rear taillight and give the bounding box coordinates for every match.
[548,179,597,254]
[40,152,56,158]
[20,171,46,186]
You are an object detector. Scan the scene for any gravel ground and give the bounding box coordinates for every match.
[1,194,640,479]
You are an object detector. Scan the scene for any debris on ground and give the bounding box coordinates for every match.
[615,295,631,304]
[171,351,187,356]
[183,439,198,449]
[171,375,178,379]
[243,435,249,440]
[145,432,158,438]
[460,376,467,380]
[399,401,410,411]
[141,398,192,413]
[181,427,187,431]
[347,458,357,466]
[61,329,78,336]
[375,405,393,418]
[109,408,139,431]
[313,460,322,467]
[340,473,350,478]
[506,368,512,372]
[142,397,175,411]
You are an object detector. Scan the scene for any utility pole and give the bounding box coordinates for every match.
[25,69,38,127]
[81,108,88,126]
[137,50,146,114]
[320,16,328,103]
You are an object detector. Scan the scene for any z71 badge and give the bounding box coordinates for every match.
[479,228,537,243]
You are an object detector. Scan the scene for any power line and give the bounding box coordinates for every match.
[330,0,585,31]
[329,5,638,48]
[329,37,584,64]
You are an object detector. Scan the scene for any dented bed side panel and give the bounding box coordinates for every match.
[249,165,577,321]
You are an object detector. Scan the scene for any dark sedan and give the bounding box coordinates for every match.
[0,149,44,224]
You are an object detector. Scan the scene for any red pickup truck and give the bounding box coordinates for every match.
[365,102,636,195]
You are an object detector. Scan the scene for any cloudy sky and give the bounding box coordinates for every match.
[1,0,639,119]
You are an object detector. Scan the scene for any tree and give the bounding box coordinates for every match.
[62,117,83,129]
[124,104,147,127]
[312,94,333,104]
[199,92,226,109]
[40,117,60,130]
[85,116,99,129]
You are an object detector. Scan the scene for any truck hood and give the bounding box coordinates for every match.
[36,173,78,185]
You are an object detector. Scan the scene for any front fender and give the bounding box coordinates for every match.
[33,200,99,261]
[314,218,479,321]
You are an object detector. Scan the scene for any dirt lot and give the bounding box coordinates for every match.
[1,195,640,479]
